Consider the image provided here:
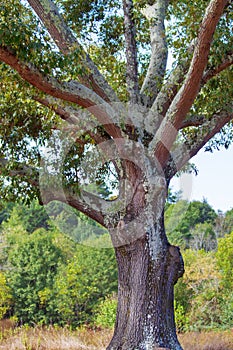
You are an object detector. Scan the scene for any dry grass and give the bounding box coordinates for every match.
[0,320,233,349]
[0,321,112,350]
[179,331,233,350]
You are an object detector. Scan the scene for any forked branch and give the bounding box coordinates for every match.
[149,0,228,166]
[169,106,233,177]
[26,0,119,102]
[35,97,111,145]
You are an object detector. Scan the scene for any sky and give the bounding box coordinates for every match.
[170,144,233,213]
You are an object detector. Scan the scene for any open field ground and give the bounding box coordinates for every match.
[0,320,233,350]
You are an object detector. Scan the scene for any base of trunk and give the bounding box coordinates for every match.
[107,235,184,350]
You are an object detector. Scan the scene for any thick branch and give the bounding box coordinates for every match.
[122,0,139,103]
[0,46,104,108]
[141,0,169,106]
[0,158,106,226]
[169,106,233,177]
[150,0,228,166]
[144,54,192,134]
[0,46,123,139]
[41,188,106,226]
[166,0,228,128]
[26,0,119,102]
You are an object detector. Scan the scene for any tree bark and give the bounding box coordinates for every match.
[107,214,184,350]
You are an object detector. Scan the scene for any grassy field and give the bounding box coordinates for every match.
[0,320,233,350]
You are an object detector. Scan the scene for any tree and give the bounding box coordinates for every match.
[6,228,66,324]
[222,208,233,235]
[0,0,232,348]
[52,236,117,326]
[165,199,217,247]
[1,200,50,233]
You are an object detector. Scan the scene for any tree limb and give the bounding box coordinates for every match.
[0,46,104,108]
[169,106,233,177]
[0,46,123,139]
[149,0,228,166]
[202,52,233,84]
[148,49,233,134]
[166,0,228,128]
[35,97,98,128]
[41,187,106,226]
[26,0,119,103]
[144,54,192,134]
[122,0,139,103]
[0,157,106,226]
[140,0,169,106]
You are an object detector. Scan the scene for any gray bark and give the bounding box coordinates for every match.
[107,214,184,350]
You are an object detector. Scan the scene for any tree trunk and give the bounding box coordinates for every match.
[107,215,184,350]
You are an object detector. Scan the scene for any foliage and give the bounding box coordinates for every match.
[165,199,217,248]
[51,237,117,326]
[46,201,108,243]
[94,294,117,329]
[174,236,233,332]
[189,222,217,251]
[1,200,50,233]
[0,272,12,319]
[216,231,233,289]
[6,228,66,325]
[222,208,233,236]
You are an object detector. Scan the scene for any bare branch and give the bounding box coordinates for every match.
[122,0,139,103]
[149,0,228,167]
[140,0,169,106]
[169,106,233,177]
[202,52,233,84]
[26,0,119,103]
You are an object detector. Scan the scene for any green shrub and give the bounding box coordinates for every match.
[0,272,12,319]
[94,294,117,329]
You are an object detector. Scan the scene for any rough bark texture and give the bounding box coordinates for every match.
[107,214,184,350]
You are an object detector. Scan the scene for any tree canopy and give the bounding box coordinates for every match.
[0,0,232,218]
[0,1,233,349]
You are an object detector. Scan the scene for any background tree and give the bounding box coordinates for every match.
[0,0,233,349]
[6,228,66,324]
[52,238,117,326]
[165,199,217,248]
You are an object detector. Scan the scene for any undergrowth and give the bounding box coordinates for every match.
[0,320,233,350]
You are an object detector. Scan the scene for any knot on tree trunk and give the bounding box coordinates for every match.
[168,245,184,284]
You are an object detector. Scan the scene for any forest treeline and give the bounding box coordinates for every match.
[0,195,233,331]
